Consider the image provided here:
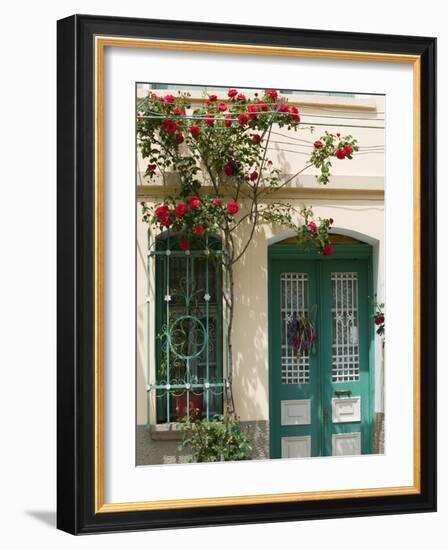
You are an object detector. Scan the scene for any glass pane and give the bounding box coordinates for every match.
[331,272,360,382]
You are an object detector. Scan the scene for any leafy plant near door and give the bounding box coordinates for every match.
[138,88,359,414]
[178,415,252,462]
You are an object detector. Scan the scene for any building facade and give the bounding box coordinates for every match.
[135,87,385,465]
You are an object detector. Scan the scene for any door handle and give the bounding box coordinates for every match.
[334,389,352,397]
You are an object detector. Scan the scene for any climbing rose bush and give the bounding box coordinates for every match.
[137,88,358,256]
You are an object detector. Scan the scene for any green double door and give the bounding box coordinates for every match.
[269,253,373,459]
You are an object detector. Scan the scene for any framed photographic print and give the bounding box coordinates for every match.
[57,14,436,534]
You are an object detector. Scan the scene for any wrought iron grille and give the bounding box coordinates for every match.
[146,230,230,425]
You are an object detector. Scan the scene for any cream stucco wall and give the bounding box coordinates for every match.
[135,89,385,426]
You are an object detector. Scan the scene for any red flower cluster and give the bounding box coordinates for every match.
[226,201,239,215]
[224,160,237,176]
[249,170,259,182]
[307,221,317,233]
[174,203,187,218]
[154,205,171,227]
[188,196,201,209]
[374,315,385,325]
[289,105,300,123]
[335,145,354,159]
[266,89,278,99]
[189,125,201,138]
[322,243,334,257]
[151,194,240,252]
[247,104,258,119]
[162,118,178,134]
[314,140,323,149]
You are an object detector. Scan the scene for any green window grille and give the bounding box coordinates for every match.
[146,231,229,426]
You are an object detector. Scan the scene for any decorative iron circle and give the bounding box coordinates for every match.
[168,315,207,360]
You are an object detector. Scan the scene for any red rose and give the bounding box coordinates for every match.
[179,239,190,251]
[329,217,334,225]
[213,197,222,206]
[322,243,334,257]
[226,201,239,215]
[343,145,353,156]
[174,203,187,218]
[314,140,323,149]
[237,93,247,101]
[189,125,201,138]
[257,100,268,111]
[224,160,236,177]
[336,133,341,137]
[224,114,233,127]
[249,170,259,182]
[188,196,201,209]
[172,107,181,115]
[279,104,289,113]
[162,118,178,134]
[374,315,385,325]
[151,93,158,99]
[237,113,249,125]
[307,221,318,233]
[155,205,169,219]
[147,163,157,172]
[228,89,238,98]
[266,89,278,99]
[176,133,184,144]
[194,223,205,236]
[204,113,215,126]
[218,102,227,112]
[252,134,262,144]
[289,105,300,123]
[208,94,218,102]
[163,94,175,103]
[335,148,346,159]
[247,104,258,119]
[160,216,171,227]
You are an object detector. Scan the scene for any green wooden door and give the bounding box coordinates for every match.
[269,246,373,458]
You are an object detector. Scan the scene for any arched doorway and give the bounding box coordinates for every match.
[268,234,375,458]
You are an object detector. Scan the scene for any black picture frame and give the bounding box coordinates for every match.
[57,14,436,535]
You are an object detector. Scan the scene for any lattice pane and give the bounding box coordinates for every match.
[281,273,310,384]
[331,272,360,382]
